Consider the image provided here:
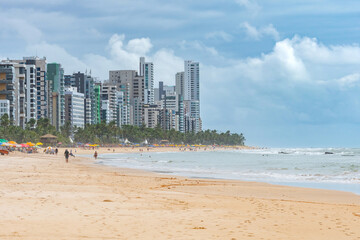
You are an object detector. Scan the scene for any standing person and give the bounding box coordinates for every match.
[94,151,98,160]
[55,148,58,155]
[64,149,70,163]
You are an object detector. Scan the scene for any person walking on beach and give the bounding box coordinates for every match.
[55,148,58,155]
[94,151,98,160]
[64,149,70,163]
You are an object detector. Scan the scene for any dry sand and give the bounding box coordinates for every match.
[0,148,359,240]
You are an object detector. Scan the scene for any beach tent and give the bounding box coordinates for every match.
[40,134,58,146]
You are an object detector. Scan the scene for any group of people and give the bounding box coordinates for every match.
[63,149,77,163]
[63,149,97,163]
[44,148,58,155]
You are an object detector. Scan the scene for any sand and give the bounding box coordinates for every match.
[0,148,359,240]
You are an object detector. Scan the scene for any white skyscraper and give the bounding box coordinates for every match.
[25,64,37,122]
[139,57,154,104]
[183,60,201,133]
[64,87,85,128]
[184,61,199,101]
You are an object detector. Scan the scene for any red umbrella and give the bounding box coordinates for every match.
[20,144,29,148]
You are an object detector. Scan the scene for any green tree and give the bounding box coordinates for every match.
[0,113,10,127]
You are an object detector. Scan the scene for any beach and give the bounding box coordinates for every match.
[0,148,359,239]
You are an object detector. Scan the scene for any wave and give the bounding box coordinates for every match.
[94,149,360,194]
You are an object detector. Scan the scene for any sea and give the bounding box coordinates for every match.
[90,148,360,195]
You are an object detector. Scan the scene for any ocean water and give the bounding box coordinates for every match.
[93,148,360,194]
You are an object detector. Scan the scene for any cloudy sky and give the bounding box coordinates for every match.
[1,0,360,147]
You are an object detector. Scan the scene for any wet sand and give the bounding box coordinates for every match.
[0,149,359,239]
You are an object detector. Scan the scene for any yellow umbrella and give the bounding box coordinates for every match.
[36,142,43,146]
[26,142,35,147]
[8,141,17,144]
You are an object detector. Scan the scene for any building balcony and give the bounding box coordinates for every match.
[0,79,13,84]
[0,90,12,95]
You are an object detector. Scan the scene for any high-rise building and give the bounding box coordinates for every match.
[131,75,144,127]
[109,70,138,125]
[175,72,185,132]
[3,58,45,126]
[0,63,19,125]
[184,60,201,133]
[0,61,26,127]
[64,87,85,128]
[93,82,102,124]
[0,100,10,120]
[175,72,184,98]
[139,57,154,104]
[22,57,48,120]
[24,64,37,123]
[47,63,65,130]
[101,83,118,124]
[143,104,160,128]
[184,61,199,101]
[159,81,164,100]
[64,72,95,125]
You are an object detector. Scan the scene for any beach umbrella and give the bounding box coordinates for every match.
[26,142,35,147]
[36,142,43,146]
[0,139,8,143]
[8,141,17,144]
[20,144,29,148]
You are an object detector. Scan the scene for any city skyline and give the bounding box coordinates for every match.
[1,1,360,147]
[0,56,201,136]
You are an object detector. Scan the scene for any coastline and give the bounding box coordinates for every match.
[0,148,359,239]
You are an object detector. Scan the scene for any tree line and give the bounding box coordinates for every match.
[0,114,245,146]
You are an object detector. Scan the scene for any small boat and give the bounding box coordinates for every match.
[324,152,334,155]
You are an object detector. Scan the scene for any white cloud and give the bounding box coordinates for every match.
[241,22,261,40]
[241,22,280,41]
[0,17,43,43]
[26,42,89,74]
[235,0,260,13]
[126,37,153,56]
[200,36,360,134]
[180,40,218,56]
[150,49,183,83]
[336,73,360,88]
[293,36,360,64]
[262,24,280,41]
[78,34,180,84]
[205,31,233,42]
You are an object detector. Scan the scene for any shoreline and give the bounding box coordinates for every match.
[85,148,360,196]
[0,149,360,239]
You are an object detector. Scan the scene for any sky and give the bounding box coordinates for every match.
[1,0,360,147]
